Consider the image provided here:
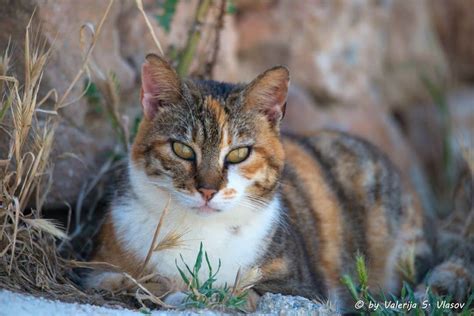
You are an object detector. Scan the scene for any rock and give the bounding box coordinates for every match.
[430,0,474,81]
[256,293,333,315]
[382,0,449,108]
[1,289,336,315]
[284,0,387,105]
[399,87,474,213]
[236,0,448,109]
[234,1,289,81]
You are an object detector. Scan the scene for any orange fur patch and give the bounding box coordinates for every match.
[222,188,237,199]
[283,140,343,292]
[261,257,289,276]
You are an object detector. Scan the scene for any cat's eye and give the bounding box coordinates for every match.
[226,147,250,164]
[172,142,195,161]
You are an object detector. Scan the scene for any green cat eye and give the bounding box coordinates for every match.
[226,147,250,164]
[172,141,195,161]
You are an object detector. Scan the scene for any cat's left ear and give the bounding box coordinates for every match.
[243,66,290,126]
[140,54,181,120]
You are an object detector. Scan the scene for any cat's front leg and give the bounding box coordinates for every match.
[85,270,184,303]
[245,289,262,312]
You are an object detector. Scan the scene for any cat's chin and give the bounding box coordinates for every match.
[191,205,222,215]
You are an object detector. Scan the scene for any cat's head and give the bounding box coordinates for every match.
[131,54,289,215]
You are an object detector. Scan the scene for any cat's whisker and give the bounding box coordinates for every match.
[244,196,270,208]
[237,198,268,211]
[145,181,170,189]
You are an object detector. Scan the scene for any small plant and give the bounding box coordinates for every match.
[175,242,249,311]
[341,254,474,315]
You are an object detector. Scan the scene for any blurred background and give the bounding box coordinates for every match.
[0,0,472,224]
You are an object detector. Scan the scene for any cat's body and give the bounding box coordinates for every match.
[86,55,469,310]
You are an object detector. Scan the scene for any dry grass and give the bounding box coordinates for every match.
[0,2,167,309]
[0,15,94,304]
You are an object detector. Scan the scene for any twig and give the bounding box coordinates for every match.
[137,195,171,278]
[135,0,164,55]
[176,0,212,77]
[204,0,226,79]
[121,272,170,307]
[56,0,115,109]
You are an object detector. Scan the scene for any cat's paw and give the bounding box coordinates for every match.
[244,289,261,312]
[425,259,473,301]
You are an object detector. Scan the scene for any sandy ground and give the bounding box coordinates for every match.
[0,289,222,316]
[0,289,329,315]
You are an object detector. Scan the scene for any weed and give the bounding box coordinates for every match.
[175,242,250,311]
[341,254,474,315]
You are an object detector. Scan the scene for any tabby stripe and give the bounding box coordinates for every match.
[281,164,327,295]
[287,134,369,261]
[327,139,370,257]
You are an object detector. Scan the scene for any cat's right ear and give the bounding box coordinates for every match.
[141,54,181,120]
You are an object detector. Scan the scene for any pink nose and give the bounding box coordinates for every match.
[198,188,217,201]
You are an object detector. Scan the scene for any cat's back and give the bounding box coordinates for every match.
[279,130,409,297]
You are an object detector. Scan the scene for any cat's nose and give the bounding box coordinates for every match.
[198,188,217,201]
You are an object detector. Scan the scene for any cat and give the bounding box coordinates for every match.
[85,54,469,311]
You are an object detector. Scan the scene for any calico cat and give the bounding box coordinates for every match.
[85,54,467,310]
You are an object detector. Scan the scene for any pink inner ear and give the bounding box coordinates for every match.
[266,101,286,122]
[142,63,158,95]
[141,91,158,119]
[141,63,160,120]
[245,67,289,125]
[260,82,288,123]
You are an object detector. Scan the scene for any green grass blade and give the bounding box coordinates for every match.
[175,261,190,286]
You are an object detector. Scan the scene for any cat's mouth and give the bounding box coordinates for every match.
[192,204,221,214]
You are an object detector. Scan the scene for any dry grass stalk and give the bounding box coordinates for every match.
[0,1,138,308]
[137,196,171,278]
[154,229,188,252]
[85,60,129,151]
[135,0,164,56]
[56,0,115,109]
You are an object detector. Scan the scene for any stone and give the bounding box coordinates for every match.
[256,293,333,315]
[430,0,474,81]
[382,0,449,108]
[399,87,474,213]
[235,0,449,109]
[0,289,335,315]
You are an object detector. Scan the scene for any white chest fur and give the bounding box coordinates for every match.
[110,167,280,286]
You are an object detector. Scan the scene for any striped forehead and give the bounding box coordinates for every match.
[196,96,256,146]
[194,96,227,145]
